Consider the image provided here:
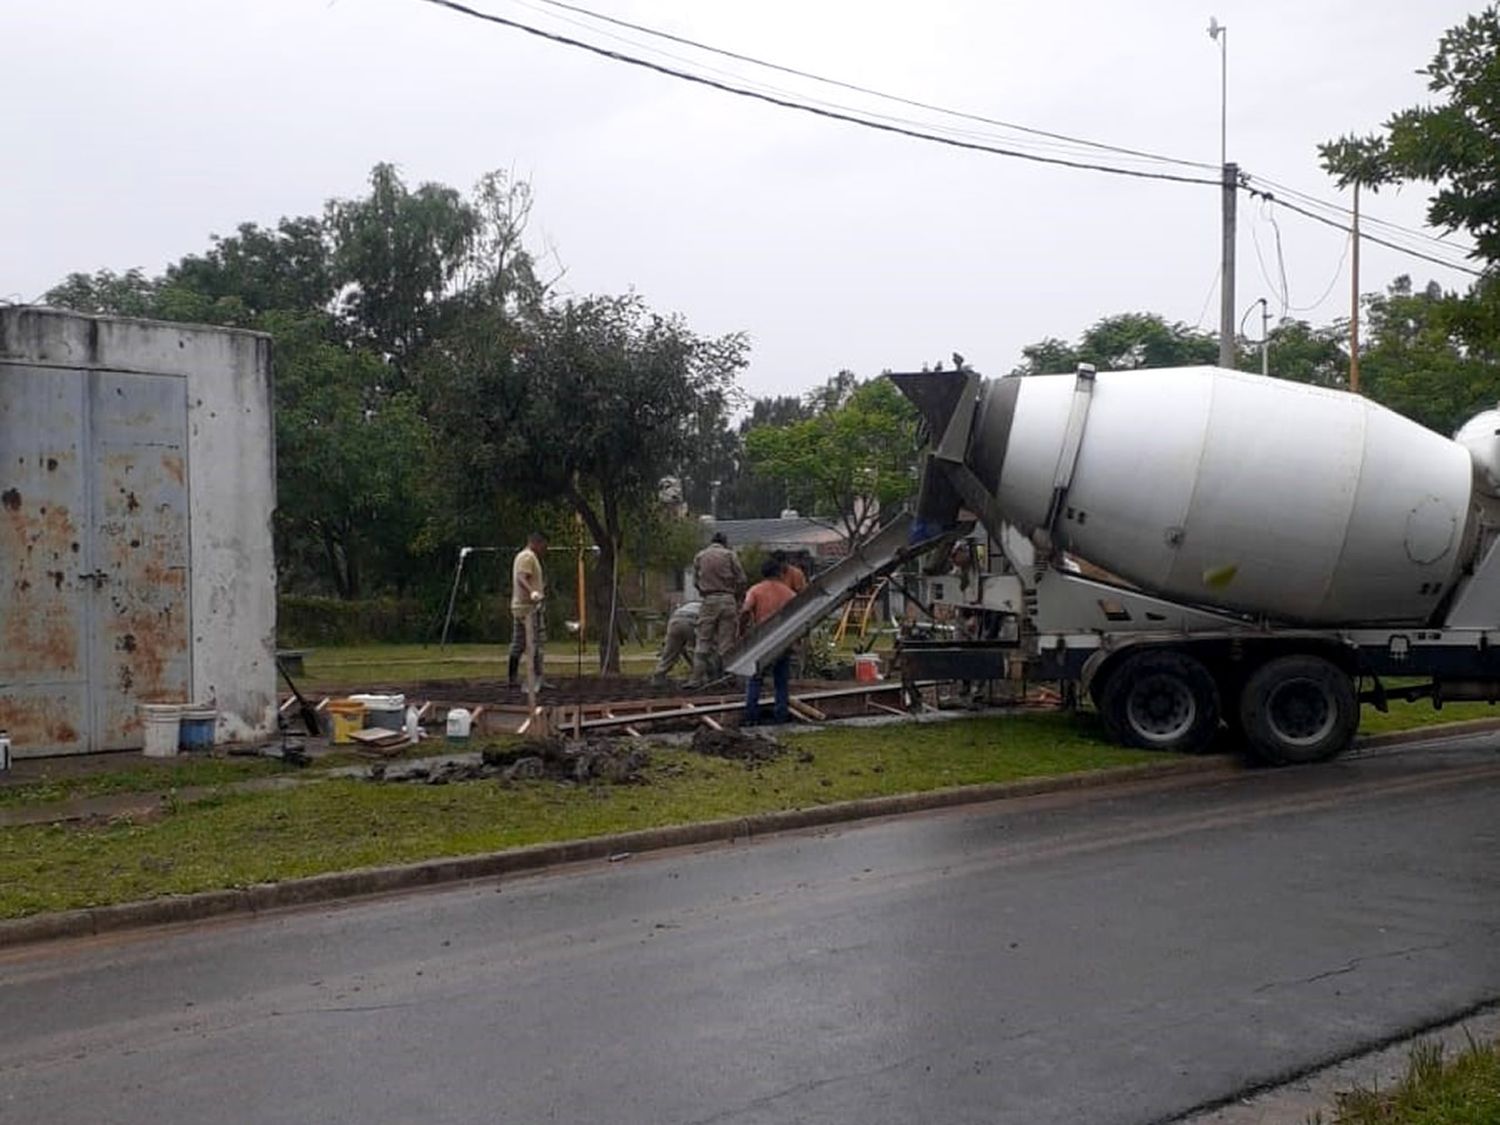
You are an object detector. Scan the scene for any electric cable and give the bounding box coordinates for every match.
[1246,186,1486,278]
[1191,267,1220,332]
[1268,207,1291,317]
[1286,232,1351,315]
[417,0,1224,187]
[1245,173,1479,261]
[522,0,1218,171]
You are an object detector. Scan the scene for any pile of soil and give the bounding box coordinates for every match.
[368,738,651,786]
[688,727,786,766]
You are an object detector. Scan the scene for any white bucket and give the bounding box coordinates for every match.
[141,704,182,758]
[445,707,473,742]
[350,693,406,732]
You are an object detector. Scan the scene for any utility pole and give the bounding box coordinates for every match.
[1220,161,1238,369]
[1349,182,1361,393]
[1208,18,1235,369]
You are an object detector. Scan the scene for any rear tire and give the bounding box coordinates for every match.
[1102,650,1220,754]
[1238,655,1357,765]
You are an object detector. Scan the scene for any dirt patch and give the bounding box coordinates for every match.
[368,738,651,786]
[689,727,788,766]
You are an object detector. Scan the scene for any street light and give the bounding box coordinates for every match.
[1207,16,1236,370]
[1207,17,1226,168]
[1240,297,1270,377]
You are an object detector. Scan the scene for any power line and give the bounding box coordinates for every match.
[421,0,1491,281]
[1244,173,1478,260]
[1287,231,1351,315]
[523,0,1217,171]
[417,0,1224,187]
[1245,185,1486,279]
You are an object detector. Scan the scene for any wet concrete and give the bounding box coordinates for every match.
[3,735,1499,1124]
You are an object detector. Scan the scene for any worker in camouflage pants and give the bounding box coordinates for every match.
[687,532,746,687]
[650,601,700,685]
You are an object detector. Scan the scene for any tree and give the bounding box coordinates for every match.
[1322,8,1500,261]
[745,376,918,545]
[1258,319,1348,388]
[427,294,747,669]
[43,268,161,317]
[267,311,429,599]
[1359,276,1500,434]
[1011,313,1218,375]
[327,163,478,373]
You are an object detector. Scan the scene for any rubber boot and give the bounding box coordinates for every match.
[507,654,520,688]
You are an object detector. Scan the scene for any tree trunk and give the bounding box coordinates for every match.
[565,483,625,674]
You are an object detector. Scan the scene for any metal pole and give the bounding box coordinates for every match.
[1260,297,1270,378]
[1350,182,1361,393]
[1219,161,1238,369]
[1218,27,1227,169]
[439,547,470,649]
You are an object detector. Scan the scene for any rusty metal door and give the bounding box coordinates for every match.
[0,368,189,754]
[88,372,190,749]
[1,368,91,753]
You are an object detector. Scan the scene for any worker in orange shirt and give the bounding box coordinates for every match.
[741,558,798,725]
[773,550,807,594]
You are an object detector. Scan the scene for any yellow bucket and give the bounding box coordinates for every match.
[326,700,366,745]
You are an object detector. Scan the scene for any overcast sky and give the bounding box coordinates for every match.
[3,0,1483,399]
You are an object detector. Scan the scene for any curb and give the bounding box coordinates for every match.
[0,755,1236,951]
[1353,715,1500,750]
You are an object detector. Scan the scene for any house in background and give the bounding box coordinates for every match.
[677,513,848,605]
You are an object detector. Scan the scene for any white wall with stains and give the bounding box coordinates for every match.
[0,307,276,753]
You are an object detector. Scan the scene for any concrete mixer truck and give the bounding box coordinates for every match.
[877,363,1500,764]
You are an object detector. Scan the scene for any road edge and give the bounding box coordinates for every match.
[0,754,1237,950]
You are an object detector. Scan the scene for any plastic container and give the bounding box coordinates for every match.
[404,706,421,745]
[141,704,182,758]
[178,705,217,752]
[349,693,405,732]
[854,653,882,683]
[0,729,10,773]
[445,707,473,742]
[326,700,366,745]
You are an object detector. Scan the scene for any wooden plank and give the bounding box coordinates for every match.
[349,727,405,746]
[867,700,906,717]
[785,700,820,723]
[699,715,724,732]
[787,697,827,721]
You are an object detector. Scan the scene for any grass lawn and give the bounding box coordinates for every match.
[0,757,291,809]
[0,713,1157,919]
[1360,697,1500,737]
[1319,1039,1500,1124]
[299,641,663,690]
[297,637,898,692]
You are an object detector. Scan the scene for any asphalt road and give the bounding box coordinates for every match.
[4,735,1500,1125]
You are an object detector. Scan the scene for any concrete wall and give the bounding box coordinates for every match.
[0,307,277,748]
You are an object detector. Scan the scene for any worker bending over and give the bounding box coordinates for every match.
[650,600,700,685]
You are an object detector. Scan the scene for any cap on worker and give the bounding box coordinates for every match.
[710,531,728,545]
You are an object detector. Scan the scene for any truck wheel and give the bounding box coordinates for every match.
[1238,655,1357,765]
[1102,651,1220,754]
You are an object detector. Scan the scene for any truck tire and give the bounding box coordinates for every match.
[1101,650,1220,754]
[1238,655,1357,765]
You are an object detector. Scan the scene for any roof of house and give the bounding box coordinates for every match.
[701,517,846,550]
